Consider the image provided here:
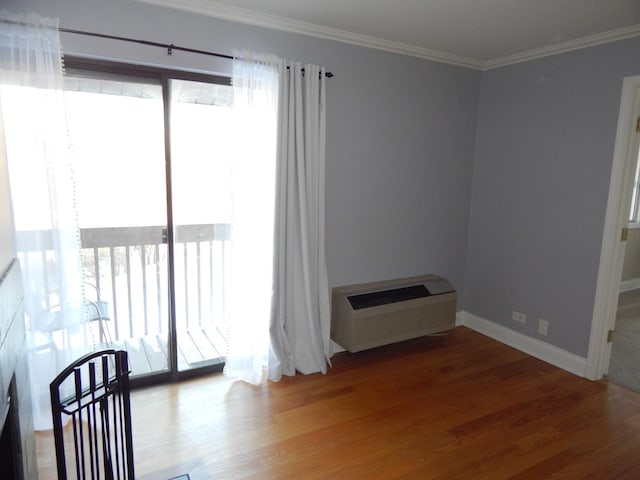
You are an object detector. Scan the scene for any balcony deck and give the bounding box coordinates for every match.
[101,325,227,376]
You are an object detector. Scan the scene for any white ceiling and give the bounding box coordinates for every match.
[139,0,640,69]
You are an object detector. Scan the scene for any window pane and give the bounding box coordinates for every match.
[64,73,170,376]
[65,75,166,228]
[170,79,234,370]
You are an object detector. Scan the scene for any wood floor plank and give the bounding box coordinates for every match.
[35,327,640,479]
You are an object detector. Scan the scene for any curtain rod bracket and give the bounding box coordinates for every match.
[167,44,174,56]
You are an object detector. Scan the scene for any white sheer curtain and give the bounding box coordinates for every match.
[269,61,332,380]
[223,51,279,384]
[0,11,87,430]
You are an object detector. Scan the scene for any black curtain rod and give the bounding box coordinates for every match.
[59,27,334,78]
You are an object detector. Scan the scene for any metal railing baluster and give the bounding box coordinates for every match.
[141,245,149,335]
[183,243,189,329]
[155,244,162,333]
[125,246,133,338]
[197,241,202,328]
[210,243,215,324]
[110,247,119,340]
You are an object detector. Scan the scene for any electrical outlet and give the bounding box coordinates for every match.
[512,311,526,324]
[538,319,548,336]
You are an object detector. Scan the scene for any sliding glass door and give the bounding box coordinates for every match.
[60,60,234,381]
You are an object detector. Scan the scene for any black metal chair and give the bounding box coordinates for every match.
[50,350,135,480]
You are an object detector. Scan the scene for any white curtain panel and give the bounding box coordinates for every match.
[223,51,279,384]
[269,61,332,380]
[0,11,87,430]
[225,53,331,383]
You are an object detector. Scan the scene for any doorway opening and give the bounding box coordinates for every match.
[588,76,640,385]
[607,91,640,393]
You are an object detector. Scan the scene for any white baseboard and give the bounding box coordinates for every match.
[457,311,588,378]
[620,278,640,292]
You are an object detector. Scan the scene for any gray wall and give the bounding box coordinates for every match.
[4,0,481,304]
[465,37,640,357]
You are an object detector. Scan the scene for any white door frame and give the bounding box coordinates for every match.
[586,75,640,380]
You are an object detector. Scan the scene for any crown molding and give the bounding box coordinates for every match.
[482,23,640,70]
[134,0,640,71]
[132,0,483,69]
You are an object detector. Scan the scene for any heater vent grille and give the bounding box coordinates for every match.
[347,285,429,310]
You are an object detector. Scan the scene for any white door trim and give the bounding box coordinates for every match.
[586,76,640,380]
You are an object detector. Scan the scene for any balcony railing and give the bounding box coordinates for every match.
[16,224,230,376]
[80,223,231,374]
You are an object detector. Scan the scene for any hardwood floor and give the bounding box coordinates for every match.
[35,326,640,479]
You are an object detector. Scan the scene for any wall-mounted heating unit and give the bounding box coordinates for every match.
[331,274,456,353]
